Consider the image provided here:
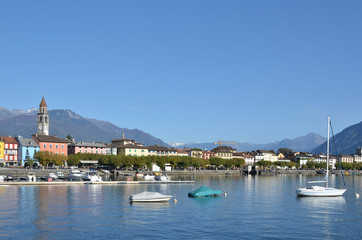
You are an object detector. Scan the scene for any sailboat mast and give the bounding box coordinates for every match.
[326,116,330,188]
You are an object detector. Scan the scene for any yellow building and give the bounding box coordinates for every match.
[0,140,4,164]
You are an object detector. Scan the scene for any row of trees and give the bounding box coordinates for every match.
[255,160,297,169]
[67,153,246,170]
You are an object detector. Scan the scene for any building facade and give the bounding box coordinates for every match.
[0,139,4,164]
[32,134,68,156]
[68,142,106,155]
[15,136,40,166]
[0,136,18,166]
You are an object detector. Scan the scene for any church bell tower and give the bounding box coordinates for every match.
[37,96,49,135]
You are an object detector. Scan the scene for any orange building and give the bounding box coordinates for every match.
[32,134,68,156]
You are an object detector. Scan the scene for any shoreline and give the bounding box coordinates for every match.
[0,168,360,178]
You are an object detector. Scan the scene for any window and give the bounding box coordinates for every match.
[50,144,52,149]
[10,144,13,149]
[56,145,58,149]
[62,145,64,149]
[5,144,8,148]
[43,144,46,148]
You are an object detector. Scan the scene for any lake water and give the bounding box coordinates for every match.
[0,174,361,240]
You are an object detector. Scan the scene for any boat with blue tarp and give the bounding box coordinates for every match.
[188,185,222,197]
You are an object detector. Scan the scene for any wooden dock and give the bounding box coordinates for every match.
[0,180,194,186]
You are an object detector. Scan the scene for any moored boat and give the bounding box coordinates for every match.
[129,191,172,202]
[82,172,103,182]
[188,185,223,197]
[144,174,155,181]
[296,116,347,197]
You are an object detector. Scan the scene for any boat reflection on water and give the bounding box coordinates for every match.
[130,202,171,209]
[297,196,346,207]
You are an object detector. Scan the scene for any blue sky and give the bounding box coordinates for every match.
[1,1,361,144]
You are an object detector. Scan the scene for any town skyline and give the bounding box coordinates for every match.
[1,1,362,144]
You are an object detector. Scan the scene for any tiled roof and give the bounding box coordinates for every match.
[147,145,172,151]
[0,136,18,144]
[32,134,68,143]
[69,142,106,148]
[16,138,39,147]
[39,97,47,107]
[117,144,148,149]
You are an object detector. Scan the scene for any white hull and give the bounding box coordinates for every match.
[131,197,172,202]
[296,187,346,197]
[130,191,172,202]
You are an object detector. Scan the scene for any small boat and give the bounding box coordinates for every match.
[6,175,14,181]
[296,116,346,197]
[48,173,58,180]
[135,172,144,177]
[57,172,66,180]
[188,185,223,197]
[68,168,86,181]
[82,172,103,182]
[129,191,172,202]
[144,174,155,181]
[27,173,36,182]
[0,175,5,182]
[155,174,169,181]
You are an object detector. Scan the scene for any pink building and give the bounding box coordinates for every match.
[68,142,106,155]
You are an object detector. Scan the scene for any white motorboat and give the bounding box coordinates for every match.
[68,168,86,181]
[144,174,155,181]
[27,173,36,182]
[135,172,144,177]
[155,174,170,181]
[83,172,103,182]
[129,191,172,202]
[48,172,58,180]
[296,116,347,197]
[57,172,66,179]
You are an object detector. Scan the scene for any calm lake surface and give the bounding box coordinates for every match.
[0,174,361,240]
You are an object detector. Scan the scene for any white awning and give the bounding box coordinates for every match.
[80,160,99,164]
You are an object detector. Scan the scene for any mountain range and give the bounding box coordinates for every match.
[1,107,361,154]
[169,132,326,153]
[0,108,168,146]
[312,120,362,154]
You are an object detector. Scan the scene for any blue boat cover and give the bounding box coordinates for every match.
[188,185,222,197]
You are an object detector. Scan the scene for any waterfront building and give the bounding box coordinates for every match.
[37,96,49,135]
[68,142,106,155]
[233,153,254,165]
[211,146,236,159]
[0,139,4,164]
[0,136,18,166]
[32,134,68,156]
[174,149,188,157]
[294,152,315,165]
[118,144,148,157]
[339,154,354,164]
[254,150,278,162]
[354,148,362,163]
[104,143,118,155]
[202,150,215,160]
[15,136,40,166]
[148,145,177,157]
[185,148,203,158]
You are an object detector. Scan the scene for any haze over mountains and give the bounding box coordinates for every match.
[169,132,326,153]
[1,107,361,154]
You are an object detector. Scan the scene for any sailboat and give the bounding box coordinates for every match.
[296,116,347,197]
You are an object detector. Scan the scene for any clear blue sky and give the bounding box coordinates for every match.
[1,1,361,144]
